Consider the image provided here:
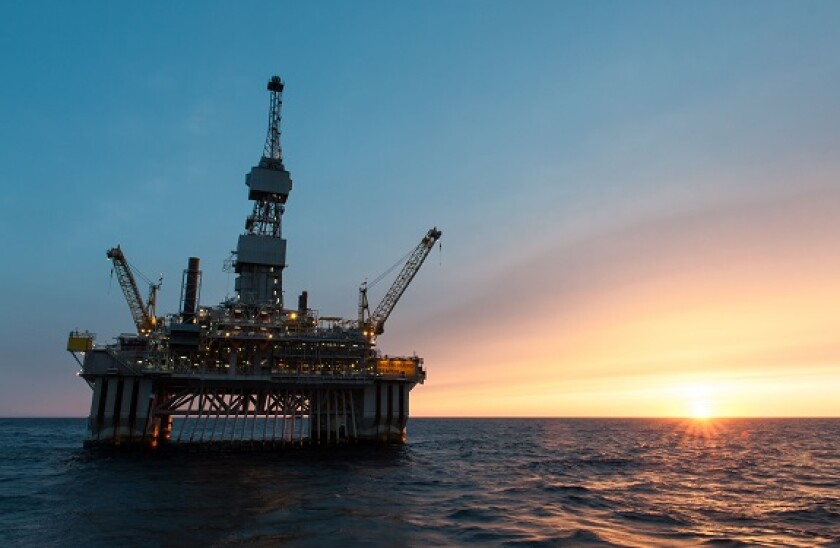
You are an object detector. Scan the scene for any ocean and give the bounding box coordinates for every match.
[1,418,838,547]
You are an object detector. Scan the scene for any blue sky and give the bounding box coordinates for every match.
[2,1,839,416]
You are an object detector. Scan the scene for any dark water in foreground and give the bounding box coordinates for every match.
[1,419,838,547]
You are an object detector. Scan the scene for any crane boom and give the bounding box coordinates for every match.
[363,227,442,336]
[107,246,158,334]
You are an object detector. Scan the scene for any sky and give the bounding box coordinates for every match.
[1,1,839,417]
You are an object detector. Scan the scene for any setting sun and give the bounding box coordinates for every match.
[691,401,712,419]
[676,384,718,419]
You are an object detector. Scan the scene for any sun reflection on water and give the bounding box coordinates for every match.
[674,416,724,445]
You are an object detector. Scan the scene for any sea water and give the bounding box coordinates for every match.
[1,418,838,546]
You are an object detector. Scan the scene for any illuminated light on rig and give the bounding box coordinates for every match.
[71,77,439,449]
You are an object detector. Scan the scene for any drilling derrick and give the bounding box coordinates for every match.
[237,75,291,306]
[68,75,440,450]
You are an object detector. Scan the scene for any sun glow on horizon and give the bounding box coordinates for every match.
[674,383,720,419]
[690,400,712,419]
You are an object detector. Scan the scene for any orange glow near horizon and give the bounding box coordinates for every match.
[690,402,712,420]
[403,189,840,418]
[410,276,840,417]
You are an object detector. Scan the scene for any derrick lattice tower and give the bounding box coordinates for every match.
[235,75,293,306]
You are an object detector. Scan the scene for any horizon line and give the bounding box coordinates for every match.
[3,415,839,420]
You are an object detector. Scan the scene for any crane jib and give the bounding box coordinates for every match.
[106,246,157,334]
[368,227,442,336]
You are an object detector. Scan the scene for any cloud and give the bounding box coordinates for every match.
[406,185,840,415]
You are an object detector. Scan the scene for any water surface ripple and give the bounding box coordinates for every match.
[1,418,838,546]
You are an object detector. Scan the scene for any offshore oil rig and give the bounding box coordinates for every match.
[67,76,441,449]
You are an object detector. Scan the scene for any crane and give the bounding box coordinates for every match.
[106,246,162,335]
[359,227,442,337]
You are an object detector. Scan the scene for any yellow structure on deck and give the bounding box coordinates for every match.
[377,358,418,378]
[67,331,94,352]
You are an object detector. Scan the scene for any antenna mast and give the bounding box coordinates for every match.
[262,75,285,168]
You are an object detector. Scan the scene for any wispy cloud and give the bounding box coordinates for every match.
[410,185,840,416]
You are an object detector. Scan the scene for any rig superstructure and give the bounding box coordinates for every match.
[68,76,441,448]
